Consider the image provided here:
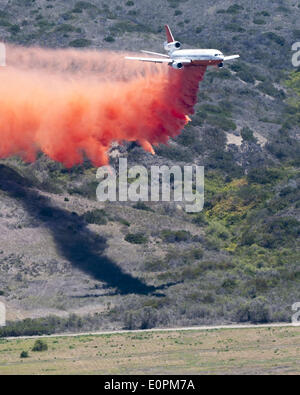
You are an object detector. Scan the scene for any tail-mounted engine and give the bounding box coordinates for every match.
[164,41,181,52]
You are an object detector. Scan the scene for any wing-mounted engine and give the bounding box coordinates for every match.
[172,61,183,69]
[171,59,191,69]
[164,41,181,53]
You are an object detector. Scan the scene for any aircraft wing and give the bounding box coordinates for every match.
[224,55,240,61]
[141,50,169,58]
[125,56,171,64]
[175,59,192,65]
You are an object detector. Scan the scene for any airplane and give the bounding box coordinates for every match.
[125,25,240,70]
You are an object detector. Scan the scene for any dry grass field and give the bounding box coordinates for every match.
[0,326,299,375]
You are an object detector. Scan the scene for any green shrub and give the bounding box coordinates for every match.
[230,62,256,84]
[133,201,154,212]
[226,4,244,14]
[73,1,97,12]
[20,351,29,358]
[156,144,191,162]
[0,314,86,337]
[247,168,281,185]
[189,248,204,260]
[263,32,285,46]
[181,261,235,279]
[266,135,300,161]
[207,150,243,177]
[175,127,197,147]
[167,0,188,8]
[206,222,230,241]
[215,69,232,79]
[111,21,153,34]
[144,259,166,272]
[0,19,11,27]
[241,127,257,143]
[104,36,115,42]
[161,229,191,243]
[217,4,244,14]
[238,69,255,84]
[225,23,245,33]
[9,24,20,34]
[116,217,130,227]
[61,12,74,21]
[55,24,76,33]
[127,10,138,15]
[293,29,300,39]
[209,116,237,131]
[195,128,226,153]
[240,217,300,249]
[192,213,208,226]
[276,6,290,13]
[240,297,270,323]
[83,209,107,225]
[253,18,266,25]
[69,38,92,47]
[125,233,148,244]
[257,82,285,99]
[198,103,237,131]
[222,278,237,291]
[37,20,54,31]
[68,180,99,200]
[32,339,48,352]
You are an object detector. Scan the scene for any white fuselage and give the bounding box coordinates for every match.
[171,49,224,65]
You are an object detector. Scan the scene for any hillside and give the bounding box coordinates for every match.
[0,0,299,335]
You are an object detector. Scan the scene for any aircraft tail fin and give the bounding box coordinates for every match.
[165,25,175,43]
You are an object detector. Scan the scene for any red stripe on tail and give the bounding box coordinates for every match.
[165,25,174,43]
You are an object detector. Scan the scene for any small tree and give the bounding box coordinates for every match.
[20,351,29,358]
[32,339,48,352]
[125,232,148,244]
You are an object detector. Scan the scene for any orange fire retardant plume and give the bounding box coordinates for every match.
[0,45,206,167]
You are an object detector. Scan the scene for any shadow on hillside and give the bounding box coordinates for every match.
[0,164,166,296]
